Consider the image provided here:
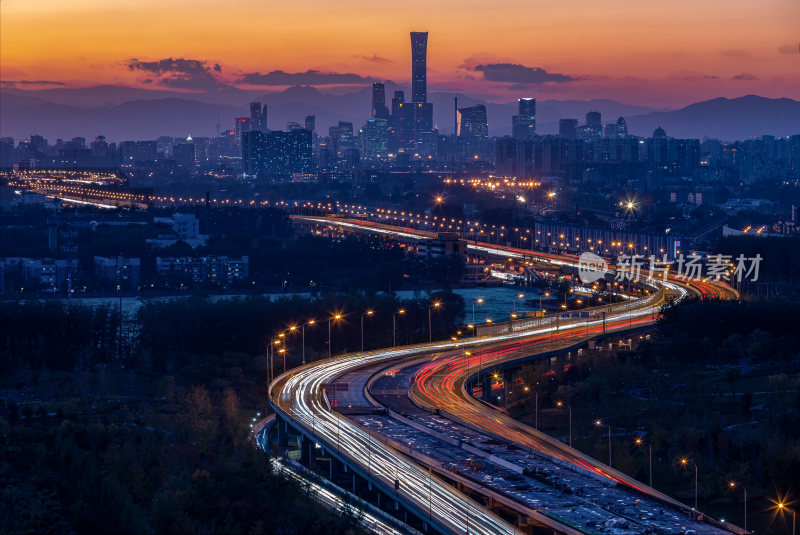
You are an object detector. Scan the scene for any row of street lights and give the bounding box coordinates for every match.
[268,302,444,377]
[548,399,766,533]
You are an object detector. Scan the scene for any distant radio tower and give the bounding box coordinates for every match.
[216,113,221,136]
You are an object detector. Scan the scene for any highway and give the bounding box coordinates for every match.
[269,216,740,534]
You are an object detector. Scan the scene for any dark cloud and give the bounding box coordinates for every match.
[778,43,799,55]
[352,54,393,64]
[239,69,372,86]
[1,80,66,86]
[667,70,720,81]
[730,72,759,81]
[719,49,750,57]
[125,57,225,91]
[473,63,577,84]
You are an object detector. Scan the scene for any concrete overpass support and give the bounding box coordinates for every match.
[277,417,289,448]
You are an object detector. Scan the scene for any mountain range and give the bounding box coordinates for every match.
[2,84,798,142]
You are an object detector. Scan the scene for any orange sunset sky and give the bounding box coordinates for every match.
[1,0,798,106]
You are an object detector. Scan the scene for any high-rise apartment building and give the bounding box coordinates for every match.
[512,98,536,140]
[371,82,390,120]
[250,102,267,132]
[559,119,578,140]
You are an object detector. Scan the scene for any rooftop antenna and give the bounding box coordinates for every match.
[216,113,221,136]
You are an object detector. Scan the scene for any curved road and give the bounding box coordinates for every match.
[270,217,739,534]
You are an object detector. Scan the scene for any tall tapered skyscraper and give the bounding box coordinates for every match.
[410,32,428,103]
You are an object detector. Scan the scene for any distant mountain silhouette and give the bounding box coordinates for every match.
[2,85,797,142]
[625,95,800,140]
[1,93,243,141]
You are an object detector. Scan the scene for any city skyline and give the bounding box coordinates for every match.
[2,0,799,108]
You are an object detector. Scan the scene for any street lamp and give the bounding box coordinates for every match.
[472,298,484,330]
[540,291,550,312]
[361,309,374,353]
[635,437,653,488]
[302,319,315,364]
[428,301,441,343]
[464,351,472,388]
[680,458,699,512]
[596,419,612,467]
[279,347,287,373]
[556,401,572,447]
[268,337,283,386]
[513,293,524,314]
[393,308,405,347]
[328,313,342,357]
[777,501,796,535]
[728,481,746,534]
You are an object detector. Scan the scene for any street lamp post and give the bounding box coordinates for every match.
[472,298,484,331]
[513,293,524,315]
[556,401,572,447]
[328,314,342,357]
[728,482,746,534]
[361,310,374,353]
[428,301,441,343]
[680,458,698,512]
[393,308,405,347]
[635,437,653,488]
[302,319,315,364]
[596,419,611,467]
[778,502,795,535]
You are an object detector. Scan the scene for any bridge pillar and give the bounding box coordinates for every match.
[299,435,310,465]
[277,418,288,448]
[307,436,317,467]
[504,370,514,410]
[482,376,492,402]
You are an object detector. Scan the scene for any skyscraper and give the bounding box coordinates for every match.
[457,105,489,139]
[234,117,250,153]
[242,130,267,175]
[359,119,389,162]
[519,97,536,119]
[579,111,603,141]
[410,32,428,103]
[391,91,404,126]
[371,82,390,120]
[512,98,536,140]
[250,102,267,132]
[616,117,628,137]
[304,115,315,132]
[457,105,489,157]
[559,119,578,140]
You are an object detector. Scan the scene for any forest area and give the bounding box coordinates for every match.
[0,291,465,534]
